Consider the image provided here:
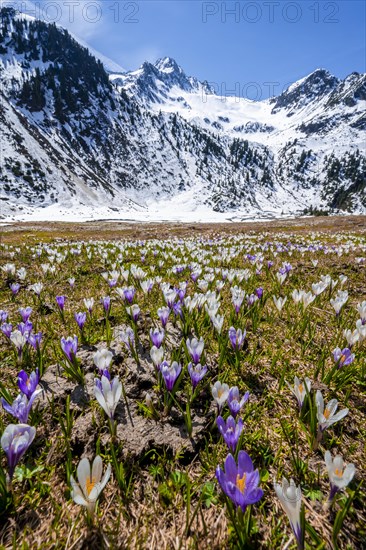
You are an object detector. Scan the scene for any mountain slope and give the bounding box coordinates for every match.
[0,7,365,221]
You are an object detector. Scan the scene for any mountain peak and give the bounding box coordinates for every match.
[154,57,183,75]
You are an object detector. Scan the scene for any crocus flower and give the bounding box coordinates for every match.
[101,296,111,314]
[126,304,140,322]
[274,478,303,549]
[2,390,42,423]
[285,376,311,410]
[29,282,43,296]
[123,287,135,304]
[343,328,359,348]
[212,381,229,413]
[19,307,32,322]
[157,306,170,328]
[228,327,246,351]
[1,323,13,338]
[1,424,36,480]
[70,455,111,515]
[93,349,113,374]
[94,375,122,420]
[61,336,78,363]
[10,283,20,295]
[227,386,249,417]
[330,291,348,315]
[17,369,40,398]
[0,310,8,323]
[119,327,135,351]
[216,451,263,512]
[216,415,244,452]
[84,298,94,313]
[28,331,42,350]
[18,321,33,335]
[74,312,86,330]
[324,450,355,504]
[150,328,165,348]
[186,337,204,364]
[188,362,208,389]
[56,295,66,311]
[161,361,182,391]
[68,278,75,288]
[332,347,354,368]
[273,296,287,313]
[316,390,349,432]
[10,330,28,355]
[150,346,164,371]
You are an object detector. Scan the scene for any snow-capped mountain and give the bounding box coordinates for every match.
[0,7,365,221]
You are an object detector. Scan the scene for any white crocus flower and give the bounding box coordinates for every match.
[324,451,355,491]
[10,330,28,351]
[356,300,366,321]
[316,390,349,431]
[292,289,304,304]
[70,455,111,515]
[274,478,302,548]
[93,349,113,372]
[311,281,327,296]
[186,337,204,363]
[273,296,287,313]
[285,376,311,409]
[211,314,224,334]
[29,282,43,295]
[355,319,366,342]
[211,381,229,412]
[94,375,122,420]
[330,290,348,314]
[343,328,360,347]
[150,346,164,370]
[302,292,316,309]
[84,298,94,312]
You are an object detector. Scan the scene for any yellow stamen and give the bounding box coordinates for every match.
[298,384,304,393]
[236,473,247,493]
[340,355,346,363]
[324,408,331,419]
[334,468,343,477]
[86,477,96,495]
[218,389,223,398]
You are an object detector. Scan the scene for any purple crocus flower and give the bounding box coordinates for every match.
[0,310,8,323]
[173,301,183,318]
[333,347,355,368]
[74,312,86,330]
[10,283,20,295]
[255,287,264,299]
[247,294,258,307]
[1,424,36,480]
[109,279,117,288]
[186,337,204,364]
[123,287,135,304]
[158,306,170,328]
[150,328,165,348]
[56,295,66,311]
[1,323,13,338]
[228,327,246,351]
[216,451,263,513]
[28,331,43,350]
[188,362,208,389]
[119,327,135,351]
[161,361,182,391]
[17,369,40,398]
[61,336,78,362]
[19,307,32,322]
[101,296,111,314]
[267,261,274,269]
[2,390,42,423]
[216,415,244,452]
[227,386,250,418]
[18,321,33,335]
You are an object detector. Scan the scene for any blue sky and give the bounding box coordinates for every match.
[5,0,366,99]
